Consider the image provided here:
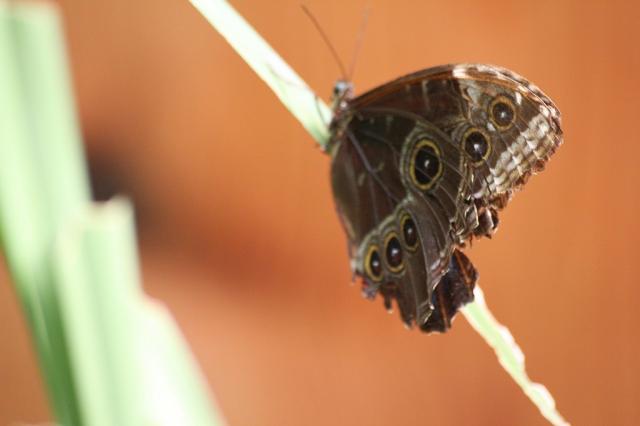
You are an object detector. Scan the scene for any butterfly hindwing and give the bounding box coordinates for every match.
[331,110,470,328]
[450,65,562,214]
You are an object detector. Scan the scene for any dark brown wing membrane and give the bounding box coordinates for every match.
[376,208,431,326]
[422,249,477,333]
[331,110,470,328]
[330,114,410,247]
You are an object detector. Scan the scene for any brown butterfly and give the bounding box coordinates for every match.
[328,64,562,332]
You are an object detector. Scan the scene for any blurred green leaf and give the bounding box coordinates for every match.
[53,200,144,425]
[54,199,224,426]
[0,3,89,423]
[0,3,225,425]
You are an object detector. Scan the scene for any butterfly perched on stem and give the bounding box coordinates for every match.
[328,64,562,332]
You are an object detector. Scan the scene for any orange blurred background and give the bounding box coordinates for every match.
[1,0,639,425]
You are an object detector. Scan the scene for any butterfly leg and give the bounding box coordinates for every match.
[473,205,500,239]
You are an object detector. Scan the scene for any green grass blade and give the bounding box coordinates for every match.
[54,199,225,426]
[1,3,224,425]
[190,0,331,148]
[140,299,225,426]
[462,288,569,426]
[190,1,569,424]
[0,3,88,423]
[53,199,144,425]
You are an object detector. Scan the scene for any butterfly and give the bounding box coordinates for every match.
[328,64,562,333]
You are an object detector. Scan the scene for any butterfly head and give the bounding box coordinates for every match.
[331,79,354,111]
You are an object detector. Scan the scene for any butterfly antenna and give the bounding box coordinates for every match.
[301,4,348,80]
[347,4,370,81]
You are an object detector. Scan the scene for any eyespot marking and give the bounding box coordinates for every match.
[490,95,516,130]
[364,244,383,282]
[409,139,443,191]
[463,128,491,165]
[384,232,404,273]
[400,212,419,251]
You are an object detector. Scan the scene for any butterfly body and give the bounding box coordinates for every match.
[328,64,562,332]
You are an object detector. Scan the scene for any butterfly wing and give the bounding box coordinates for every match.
[331,110,471,328]
[329,63,562,332]
[346,64,563,239]
[423,249,477,332]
